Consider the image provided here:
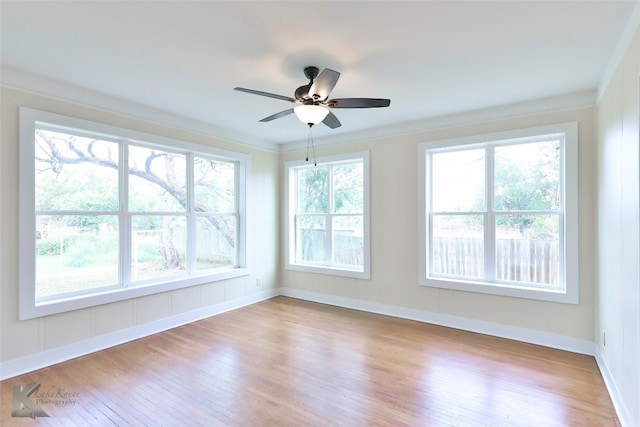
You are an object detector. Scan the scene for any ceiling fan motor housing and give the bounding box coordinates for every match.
[295,84,311,100]
[295,67,320,101]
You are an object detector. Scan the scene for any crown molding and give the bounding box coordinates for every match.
[0,66,280,153]
[279,89,597,153]
[2,66,597,154]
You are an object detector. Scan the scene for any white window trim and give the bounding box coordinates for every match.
[19,107,250,320]
[285,151,370,280]
[418,122,578,304]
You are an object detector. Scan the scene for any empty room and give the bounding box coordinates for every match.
[1,1,639,426]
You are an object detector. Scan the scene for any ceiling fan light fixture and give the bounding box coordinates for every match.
[294,104,329,125]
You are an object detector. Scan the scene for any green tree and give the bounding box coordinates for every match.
[35,130,235,270]
[297,162,363,214]
[298,168,328,213]
[333,163,363,213]
[492,141,560,237]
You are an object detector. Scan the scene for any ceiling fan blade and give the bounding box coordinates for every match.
[328,98,391,108]
[322,111,342,129]
[309,69,340,101]
[259,109,294,122]
[234,87,296,103]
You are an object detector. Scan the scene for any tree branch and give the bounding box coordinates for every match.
[36,133,235,248]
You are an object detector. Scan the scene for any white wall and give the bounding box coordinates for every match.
[596,23,640,426]
[0,87,280,375]
[280,106,597,345]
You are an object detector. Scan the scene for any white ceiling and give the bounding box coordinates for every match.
[1,1,637,148]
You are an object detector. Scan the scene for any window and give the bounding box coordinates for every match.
[19,108,249,319]
[285,152,370,279]
[419,123,578,303]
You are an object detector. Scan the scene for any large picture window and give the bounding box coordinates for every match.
[419,123,578,303]
[20,108,248,319]
[285,152,370,279]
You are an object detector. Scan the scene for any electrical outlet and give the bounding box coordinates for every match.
[256,278,261,287]
[603,332,606,347]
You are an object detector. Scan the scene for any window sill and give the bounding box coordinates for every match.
[419,276,578,304]
[286,263,370,280]
[21,268,250,320]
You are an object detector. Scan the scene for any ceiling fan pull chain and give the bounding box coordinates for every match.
[305,124,312,162]
[311,128,317,167]
[305,123,317,166]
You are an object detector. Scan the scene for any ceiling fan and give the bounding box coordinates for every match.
[234,66,391,129]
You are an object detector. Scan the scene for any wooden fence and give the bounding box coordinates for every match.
[432,237,559,285]
[298,229,363,267]
[297,231,559,285]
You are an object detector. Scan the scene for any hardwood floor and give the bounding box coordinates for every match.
[1,297,619,426]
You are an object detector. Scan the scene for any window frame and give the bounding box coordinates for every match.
[285,151,370,280]
[19,107,249,320]
[418,122,578,304]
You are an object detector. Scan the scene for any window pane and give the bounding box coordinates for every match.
[194,157,236,213]
[431,215,484,278]
[36,215,118,299]
[295,215,326,264]
[296,167,328,213]
[432,149,485,212]
[495,214,559,285]
[129,146,186,212]
[333,162,363,214]
[195,215,236,270]
[332,216,364,268]
[494,140,560,211]
[35,130,119,212]
[131,216,186,281]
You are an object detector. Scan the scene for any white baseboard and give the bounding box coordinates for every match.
[0,286,596,380]
[279,287,596,356]
[0,289,278,381]
[595,348,634,427]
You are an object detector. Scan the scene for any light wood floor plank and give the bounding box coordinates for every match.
[1,297,620,426]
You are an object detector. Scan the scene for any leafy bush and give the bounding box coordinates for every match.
[134,240,162,263]
[37,238,73,256]
[63,234,118,268]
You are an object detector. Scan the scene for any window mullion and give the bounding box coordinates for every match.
[234,158,244,267]
[326,165,333,266]
[121,140,131,287]
[427,152,434,277]
[186,153,195,275]
[291,170,298,265]
[558,136,566,291]
[485,146,495,282]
